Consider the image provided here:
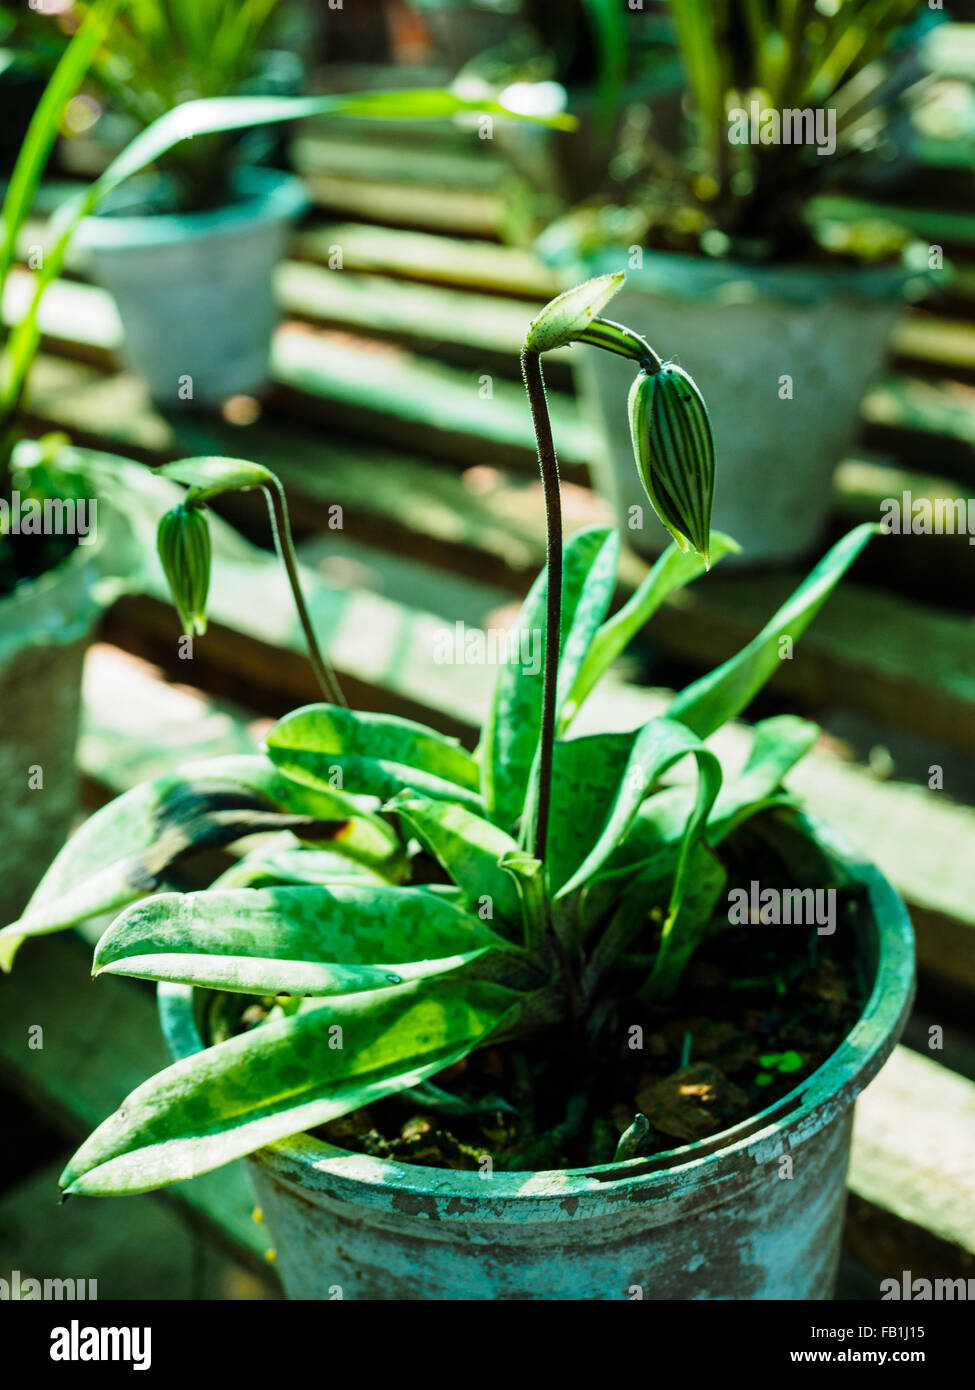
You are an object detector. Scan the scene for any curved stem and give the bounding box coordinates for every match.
[261,477,346,707]
[521,347,562,865]
[578,317,662,373]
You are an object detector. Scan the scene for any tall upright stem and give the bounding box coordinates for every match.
[262,477,347,707]
[521,347,562,864]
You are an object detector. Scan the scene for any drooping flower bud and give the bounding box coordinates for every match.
[157,503,211,636]
[628,364,715,565]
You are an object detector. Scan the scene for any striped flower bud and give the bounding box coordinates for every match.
[628,364,715,565]
[157,503,211,637]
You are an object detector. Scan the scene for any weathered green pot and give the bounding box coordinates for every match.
[0,542,105,921]
[160,820,914,1300]
[558,249,930,566]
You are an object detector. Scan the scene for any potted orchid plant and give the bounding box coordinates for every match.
[1,274,913,1300]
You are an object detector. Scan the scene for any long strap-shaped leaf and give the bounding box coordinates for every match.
[92,885,503,996]
[60,979,521,1195]
[267,704,484,812]
[668,524,878,738]
[386,791,525,935]
[0,755,406,969]
[575,713,817,934]
[612,712,819,867]
[559,532,738,730]
[556,717,722,913]
[267,704,480,791]
[481,526,619,831]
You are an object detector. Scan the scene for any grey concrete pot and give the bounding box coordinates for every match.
[160,819,914,1300]
[0,542,105,920]
[566,250,927,566]
[77,167,308,408]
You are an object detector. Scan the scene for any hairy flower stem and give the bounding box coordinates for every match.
[261,477,346,707]
[521,347,561,865]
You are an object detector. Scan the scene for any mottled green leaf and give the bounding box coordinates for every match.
[93,885,500,995]
[0,755,405,968]
[560,532,739,730]
[211,844,388,890]
[557,718,721,901]
[60,978,520,1194]
[268,704,479,793]
[669,525,878,737]
[481,526,619,832]
[387,791,524,932]
[545,731,635,894]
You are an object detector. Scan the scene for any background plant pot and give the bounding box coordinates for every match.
[160,820,914,1300]
[0,543,106,922]
[77,167,308,408]
[561,250,927,566]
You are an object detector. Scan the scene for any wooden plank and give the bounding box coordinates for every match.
[291,132,508,192]
[848,1046,975,1278]
[862,374,975,477]
[301,169,502,237]
[648,568,975,755]
[292,221,561,298]
[268,323,594,473]
[892,313,975,380]
[809,194,975,249]
[274,260,573,383]
[12,313,594,478]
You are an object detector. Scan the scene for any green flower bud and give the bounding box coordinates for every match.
[628,364,715,565]
[157,503,211,636]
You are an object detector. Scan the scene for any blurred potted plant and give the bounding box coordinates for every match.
[70,0,309,407]
[1,276,914,1300]
[532,0,940,565]
[454,0,684,232]
[1,0,561,916]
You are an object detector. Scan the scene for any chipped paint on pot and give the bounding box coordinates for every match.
[159,820,914,1300]
[77,167,308,407]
